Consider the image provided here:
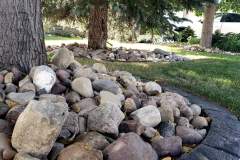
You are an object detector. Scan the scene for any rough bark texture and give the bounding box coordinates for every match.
[88,1,108,49]
[0,0,47,73]
[200,3,217,48]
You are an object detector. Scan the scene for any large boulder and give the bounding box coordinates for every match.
[58,142,103,160]
[104,133,158,160]
[11,99,69,157]
[93,79,120,94]
[52,48,75,69]
[31,66,56,93]
[87,104,124,136]
[7,91,35,105]
[152,136,182,157]
[130,105,161,127]
[71,77,94,98]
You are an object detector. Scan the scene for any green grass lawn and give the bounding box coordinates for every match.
[77,48,240,117]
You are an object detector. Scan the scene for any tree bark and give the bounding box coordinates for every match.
[200,3,217,48]
[0,0,47,73]
[88,1,108,49]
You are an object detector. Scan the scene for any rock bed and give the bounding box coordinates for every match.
[47,43,190,62]
[0,48,209,160]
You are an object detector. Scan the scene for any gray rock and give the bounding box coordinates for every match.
[104,133,158,160]
[11,99,69,157]
[87,104,124,136]
[39,94,66,103]
[190,104,202,116]
[179,105,193,120]
[58,142,103,160]
[99,91,122,109]
[75,132,109,150]
[52,48,75,69]
[93,79,120,94]
[0,74,3,84]
[74,68,98,80]
[65,91,81,104]
[159,122,176,137]
[31,66,57,93]
[152,136,182,157]
[59,112,80,142]
[176,126,203,145]
[7,91,35,105]
[48,143,65,160]
[56,69,71,82]
[71,77,94,98]
[14,153,40,160]
[177,117,190,128]
[196,129,207,138]
[144,81,162,95]
[0,119,13,136]
[0,102,9,118]
[19,82,36,93]
[0,88,5,102]
[5,83,17,94]
[191,116,208,129]
[92,63,107,73]
[51,83,67,94]
[73,98,97,115]
[131,105,161,127]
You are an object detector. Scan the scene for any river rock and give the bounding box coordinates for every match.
[51,83,67,94]
[124,98,137,113]
[52,48,75,69]
[7,91,35,105]
[176,126,203,145]
[31,65,57,93]
[131,105,161,127]
[19,82,36,93]
[0,102,9,118]
[48,143,65,160]
[99,91,122,108]
[5,83,17,94]
[6,105,26,124]
[11,99,69,156]
[58,142,103,160]
[191,116,208,129]
[159,122,176,137]
[74,68,98,80]
[177,117,190,128]
[190,104,202,116]
[143,127,159,138]
[0,119,13,135]
[65,91,81,104]
[56,69,71,82]
[152,136,182,157]
[75,132,109,150]
[4,72,14,84]
[93,79,120,94]
[71,77,94,98]
[104,133,158,160]
[92,63,107,73]
[87,104,124,136]
[0,74,3,84]
[159,106,174,123]
[144,81,162,95]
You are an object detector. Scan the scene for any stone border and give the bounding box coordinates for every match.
[164,87,240,160]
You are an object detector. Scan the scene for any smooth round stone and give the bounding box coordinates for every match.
[92,63,107,73]
[124,98,137,113]
[177,117,190,128]
[71,77,94,98]
[176,126,203,145]
[144,81,162,96]
[159,122,176,137]
[65,91,81,104]
[190,104,202,116]
[191,116,208,129]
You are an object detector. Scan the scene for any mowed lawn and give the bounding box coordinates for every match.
[77,48,240,117]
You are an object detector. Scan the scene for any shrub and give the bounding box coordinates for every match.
[212,30,240,53]
[188,36,200,44]
[47,25,85,38]
[176,27,195,42]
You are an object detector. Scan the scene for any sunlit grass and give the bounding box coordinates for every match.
[77,49,240,117]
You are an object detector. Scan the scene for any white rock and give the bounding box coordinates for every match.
[100,91,122,108]
[31,66,56,93]
[71,77,94,98]
[11,99,69,156]
[52,48,75,69]
[190,104,202,116]
[92,63,107,73]
[131,105,161,127]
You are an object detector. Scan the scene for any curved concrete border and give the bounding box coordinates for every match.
[164,87,240,160]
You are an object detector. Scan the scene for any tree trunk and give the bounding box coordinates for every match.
[0,0,47,73]
[88,1,108,49]
[200,3,217,48]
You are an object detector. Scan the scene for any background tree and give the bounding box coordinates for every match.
[0,0,47,72]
